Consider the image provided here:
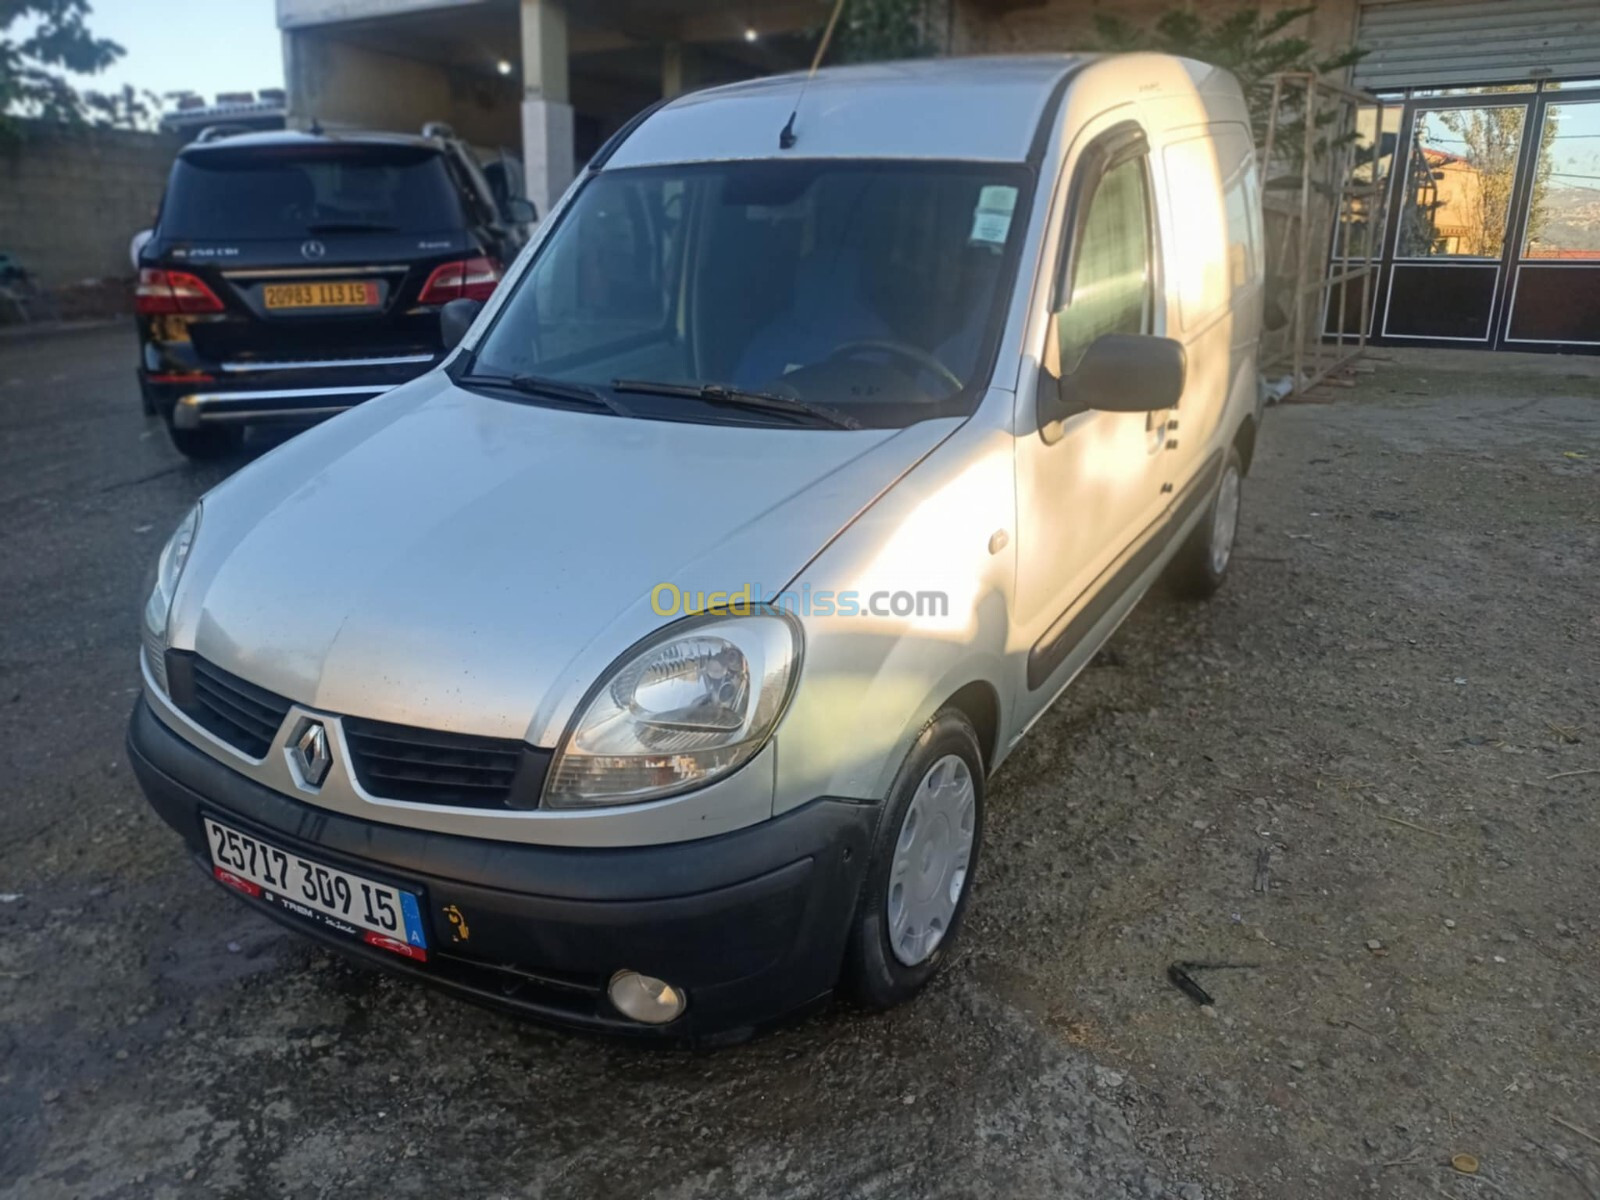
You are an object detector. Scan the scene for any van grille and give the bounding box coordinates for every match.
[163,653,550,806]
[343,717,548,810]
[169,653,293,758]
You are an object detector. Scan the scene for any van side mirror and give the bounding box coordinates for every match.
[439,298,483,350]
[1041,328,1185,437]
[506,197,537,225]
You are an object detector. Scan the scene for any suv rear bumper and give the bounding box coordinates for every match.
[126,697,878,1045]
[140,354,441,427]
[167,383,394,428]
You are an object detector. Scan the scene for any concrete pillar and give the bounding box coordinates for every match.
[520,0,575,216]
[282,29,312,130]
[663,41,685,99]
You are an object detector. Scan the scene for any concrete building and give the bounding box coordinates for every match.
[277,0,830,215]
[275,0,1600,352]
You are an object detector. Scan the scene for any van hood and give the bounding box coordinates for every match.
[170,373,956,744]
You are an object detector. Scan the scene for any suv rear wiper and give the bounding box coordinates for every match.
[459,372,632,417]
[611,379,859,430]
[303,221,399,234]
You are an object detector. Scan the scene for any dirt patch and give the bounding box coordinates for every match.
[1,335,1597,1198]
[966,348,1600,1198]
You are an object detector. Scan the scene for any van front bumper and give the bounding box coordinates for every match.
[126,698,877,1044]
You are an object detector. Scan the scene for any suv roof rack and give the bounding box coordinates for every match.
[421,121,457,141]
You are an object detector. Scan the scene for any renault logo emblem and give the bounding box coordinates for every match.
[289,719,332,787]
[300,239,326,260]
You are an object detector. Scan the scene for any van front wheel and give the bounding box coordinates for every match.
[1167,445,1243,599]
[843,709,985,1010]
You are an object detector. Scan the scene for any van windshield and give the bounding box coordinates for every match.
[468,159,1033,429]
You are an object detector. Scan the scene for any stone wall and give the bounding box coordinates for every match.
[0,121,180,289]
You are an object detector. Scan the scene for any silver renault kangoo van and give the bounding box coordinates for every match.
[130,53,1265,1043]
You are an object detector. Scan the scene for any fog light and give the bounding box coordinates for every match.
[608,970,687,1024]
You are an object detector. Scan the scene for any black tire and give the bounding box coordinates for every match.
[1166,444,1244,600]
[842,708,985,1010]
[138,379,158,417]
[167,421,243,461]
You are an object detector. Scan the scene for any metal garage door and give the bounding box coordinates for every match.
[1355,0,1600,91]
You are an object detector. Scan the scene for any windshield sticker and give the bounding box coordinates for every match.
[969,186,1018,247]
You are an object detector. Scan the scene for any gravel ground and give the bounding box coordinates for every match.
[0,328,1596,1199]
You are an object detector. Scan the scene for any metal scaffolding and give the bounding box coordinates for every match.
[1259,72,1392,397]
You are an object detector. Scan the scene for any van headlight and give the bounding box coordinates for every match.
[141,505,200,692]
[543,613,800,808]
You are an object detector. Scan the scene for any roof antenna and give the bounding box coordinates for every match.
[779,0,848,149]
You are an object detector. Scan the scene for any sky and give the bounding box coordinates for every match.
[66,0,283,104]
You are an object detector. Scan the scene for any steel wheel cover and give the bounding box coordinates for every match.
[886,753,976,967]
[1211,463,1242,576]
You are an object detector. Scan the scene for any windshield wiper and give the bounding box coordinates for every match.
[460,372,632,417]
[611,379,859,430]
[303,221,399,234]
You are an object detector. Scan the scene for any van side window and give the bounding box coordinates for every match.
[1162,124,1257,329]
[1057,156,1153,372]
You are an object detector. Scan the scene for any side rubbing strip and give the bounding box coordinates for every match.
[1027,450,1224,690]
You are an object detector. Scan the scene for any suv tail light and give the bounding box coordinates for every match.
[136,268,225,315]
[418,257,501,305]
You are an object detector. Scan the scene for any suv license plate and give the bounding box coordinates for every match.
[262,281,379,309]
[203,816,428,961]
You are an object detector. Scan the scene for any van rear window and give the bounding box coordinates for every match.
[161,145,465,240]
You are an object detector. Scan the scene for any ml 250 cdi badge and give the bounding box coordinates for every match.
[128,54,1265,1043]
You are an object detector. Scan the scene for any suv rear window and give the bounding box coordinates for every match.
[161,144,466,240]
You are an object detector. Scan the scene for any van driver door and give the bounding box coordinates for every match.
[1011,120,1172,719]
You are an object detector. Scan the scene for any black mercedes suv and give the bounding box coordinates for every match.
[136,127,534,459]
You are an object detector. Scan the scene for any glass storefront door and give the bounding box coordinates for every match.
[1383,98,1530,342]
[1504,95,1600,346]
[1366,81,1600,352]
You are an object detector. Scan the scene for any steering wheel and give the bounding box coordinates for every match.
[825,339,964,392]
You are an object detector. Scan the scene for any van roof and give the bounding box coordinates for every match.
[607,55,1096,169]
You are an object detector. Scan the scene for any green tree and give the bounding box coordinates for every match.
[0,0,124,139]
[1399,105,1557,257]
[83,80,160,130]
[1089,5,1363,145]
[1435,107,1527,256]
[833,0,943,64]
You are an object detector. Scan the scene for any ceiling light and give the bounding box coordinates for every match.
[495,59,513,76]
[744,27,759,42]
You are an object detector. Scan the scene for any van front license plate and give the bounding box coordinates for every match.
[203,816,428,961]
[262,281,379,310]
